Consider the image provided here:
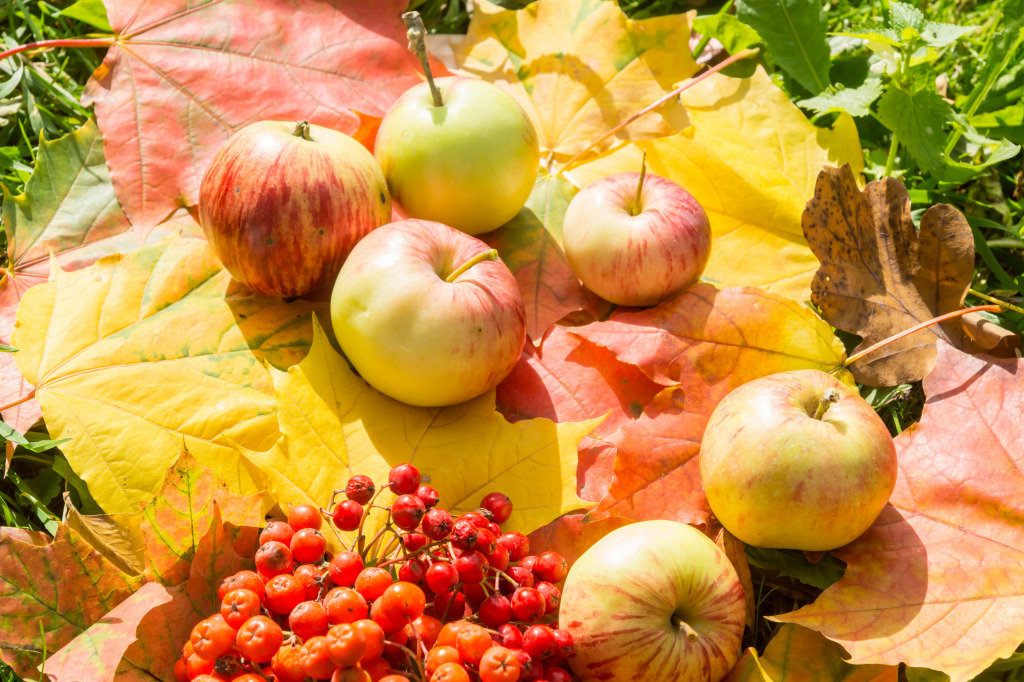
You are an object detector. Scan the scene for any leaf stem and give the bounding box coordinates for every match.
[560,48,759,173]
[884,133,899,177]
[843,305,1001,368]
[445,249,499,283]
[968,288,1024,315]
[0,391,36,413]
[402,11,443,108]
[0,38,114,63]
[631,150,647,216]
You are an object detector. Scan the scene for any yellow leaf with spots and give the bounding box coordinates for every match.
[453,0,696,160]
[567,67,863,303]
[10,236,324,513]
[242,318,600,548]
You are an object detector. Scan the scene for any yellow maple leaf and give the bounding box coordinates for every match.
[242,319,601,547]
[566,67,863,303]
[453,0,697,160]
[10,236,323,513]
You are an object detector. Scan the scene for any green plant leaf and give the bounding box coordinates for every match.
[58,0,113,32]
[876,85,954,173]
[886,1,925,37]
[693,13,763,54]
[745,545,846,590]
[0,422,69,453]
[0,343,15,352]
[920,21,978,48]
[735,0,831,94]
[799,79,884,117]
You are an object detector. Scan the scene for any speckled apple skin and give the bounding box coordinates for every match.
[700,369,898,551]
[330,219,526,407]
[560,520,745,682]
[562,172,711,307]
[199,120,390,297]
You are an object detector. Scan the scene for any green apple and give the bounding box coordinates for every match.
[699,369,898,551]
[329,219,527,407]
[560,520,746,682]
[374,76,540,236]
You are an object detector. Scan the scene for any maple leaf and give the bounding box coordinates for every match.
[496,324,662,500]
[241,319,602,544]
[774,343,1024,682]
[571,284,849,525]
[10,236,323,513]
[0,524,143,677]
[84,0,434,230]
[723,624,897,681]
[0,119,198,435]
[0,452,263,679]
[45,502,255,682]
[803,164,1017,386]
[568,67,863,303]
[453,0,697,160]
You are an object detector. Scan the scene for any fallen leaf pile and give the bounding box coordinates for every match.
[1,0,1021,680]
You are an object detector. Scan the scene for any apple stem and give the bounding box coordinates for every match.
[402,11,444,108]
[631,149,648,216]
[445,249,499,283]
[292,121,313,141]
[813,388,840,420]
[670,614,699,642]
[842,304,1002,369]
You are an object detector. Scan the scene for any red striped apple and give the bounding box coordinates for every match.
[562,170,711,307]
[329,219,526,407]
[699,369,898,551]
[559,520,745,682]
[199,120,390,297]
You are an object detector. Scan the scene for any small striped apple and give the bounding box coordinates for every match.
[199,120,390,297]
[559,520,745,682]
[562,170,711,307]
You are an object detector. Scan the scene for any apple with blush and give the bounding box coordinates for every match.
[559,520,746,682]
[562,162,711,307]
[329,219,526,407]
[699,369,898,551]
[199,120,390,298]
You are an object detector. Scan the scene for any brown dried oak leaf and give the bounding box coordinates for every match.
[803,164,1014,386]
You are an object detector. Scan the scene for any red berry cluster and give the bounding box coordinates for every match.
[175,463,574,682]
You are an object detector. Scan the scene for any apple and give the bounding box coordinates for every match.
[562,169,711,307]
[199,120,391,298]
[699,369,898,551]
[374,76,540,236]
[559,520,745,682]
[329,219,526,407]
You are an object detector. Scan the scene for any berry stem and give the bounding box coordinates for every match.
[356,485,390,556]
[842,305,1001,369]
[402,11,443,108]
[812,388,840,420]
[445,249,499,283]
[631,149,648,216]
